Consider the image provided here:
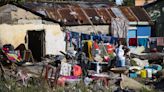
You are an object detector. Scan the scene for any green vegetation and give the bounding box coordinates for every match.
[140,87,157,92]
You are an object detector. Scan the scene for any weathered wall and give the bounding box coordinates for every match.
[66,25,109,34]
[0,24,65,55]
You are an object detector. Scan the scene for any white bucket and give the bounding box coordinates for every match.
[146,69,152,78]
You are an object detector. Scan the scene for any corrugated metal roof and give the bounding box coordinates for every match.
[45,8,62,21]
[130,7,151,21]
[84,8,104,24]
[23,3,152,26]
[73,8,90,24]
[58,8,78,25]
[120,7,138,22]
[107,8,116,18]
[96,8,111,23]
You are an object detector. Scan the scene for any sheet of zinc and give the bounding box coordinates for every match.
[111,7,126,19]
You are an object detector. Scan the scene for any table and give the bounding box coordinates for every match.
[110,67,128,77]
[110,67,128,88]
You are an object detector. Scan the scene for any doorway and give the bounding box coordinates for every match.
[27,30,45,62]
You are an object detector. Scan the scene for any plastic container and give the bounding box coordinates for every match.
[146,69,152,78]
[151,64,162,71]
[129,72,137,78]
[140,69,147,78]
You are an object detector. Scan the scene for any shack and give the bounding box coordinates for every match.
[23,2,152,48]
[0,3,66,61]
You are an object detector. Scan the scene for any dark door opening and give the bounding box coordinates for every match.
[27,30,45,62]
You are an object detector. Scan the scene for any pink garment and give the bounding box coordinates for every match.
[157,37,164,46]
[57,77,66,86]
[66,32,71,41]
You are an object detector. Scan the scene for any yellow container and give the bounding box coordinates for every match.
[140,69,147,78]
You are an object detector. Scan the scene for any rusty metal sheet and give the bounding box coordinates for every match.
[96,8,111,23]
[22,3,152,25]
[45,8,62,22]
[73,8,90,24]
[107,8,116,18]
[84,8,104,24]
[119,7,138,22]
[130,7,151,21]
[58,8,78,25]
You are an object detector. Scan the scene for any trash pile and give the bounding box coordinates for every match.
[0,32,164,92]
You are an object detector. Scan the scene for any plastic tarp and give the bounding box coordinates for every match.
[127,30,136,38]
[137,26,151,36]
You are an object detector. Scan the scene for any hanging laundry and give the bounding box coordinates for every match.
[106,43,114,54]
[137,27,151,36]
[60,62,72,76]
[93,41,99,50]
[110,37,118,45]
[92,35,102,41]
[72,38,78,49]
[111,18,128,38]
[129,38,137,46]
[88,40,94,61]
[101,35,111,43]
[149,37,157,49]
[66,32,71,41]
[83,40,94,61]
[138,38,148,48]
[157,37,164,46]
[71,32,79,38]
[81,33,91,40]
[149,37,157,42]
[93,40,100,55]
[70,32,80,49]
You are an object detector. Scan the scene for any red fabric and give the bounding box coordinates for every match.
[16,50,22,60]
[8,56,16,61]
[73,65,82,76]
[94,41,99,50]
[106,44,113,54]
[104,56,110,62]
[2,48,9,53]
[129,38,137,46]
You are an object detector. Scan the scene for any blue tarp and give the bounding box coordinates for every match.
[127,30,136,38]
[137,26,151,36]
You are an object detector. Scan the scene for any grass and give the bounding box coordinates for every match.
[0,76,160,92]
[140,87,157,92]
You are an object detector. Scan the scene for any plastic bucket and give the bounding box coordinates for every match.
[140,69,147,78]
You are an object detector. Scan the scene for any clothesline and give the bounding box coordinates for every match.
[66,31,164,49]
